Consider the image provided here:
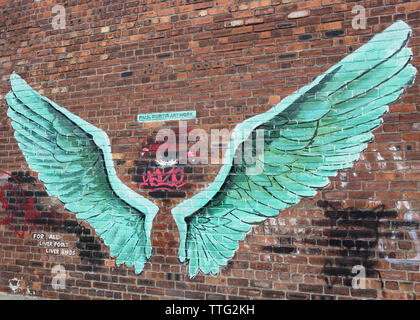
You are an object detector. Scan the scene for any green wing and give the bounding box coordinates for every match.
[6,73,159,274]
[172,20,417,277]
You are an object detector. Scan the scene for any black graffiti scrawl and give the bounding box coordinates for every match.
[318,201,398,289]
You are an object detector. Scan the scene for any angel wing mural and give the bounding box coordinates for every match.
[6,72,159,274]
[170,20,417,277]
[4,20,417,278]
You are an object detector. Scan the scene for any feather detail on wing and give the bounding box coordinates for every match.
[171,20,417,277]
[6,73,159,274]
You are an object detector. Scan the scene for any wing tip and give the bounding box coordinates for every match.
[10,71,18,80]
[392,20,411,33]
[9,71,33,99]
[363,20,412,54]
[10,71,22,86]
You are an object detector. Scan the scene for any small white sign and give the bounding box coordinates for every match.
[138,110,196,123]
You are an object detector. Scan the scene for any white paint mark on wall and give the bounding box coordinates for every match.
[380,212,420,265]
[278,219,286,226]
[340,182,348,188]
[392,153,402,161]
[352,265,367,289]
[51,265,67,290]
[52,5,66,30]
[402,212,420,262]
[352,5,367,30]
[7,277,33,295]
[397,201,411,210]
[8,278,21,293]
[396,162,408,170]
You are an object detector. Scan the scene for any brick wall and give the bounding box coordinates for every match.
[0,0,419,300]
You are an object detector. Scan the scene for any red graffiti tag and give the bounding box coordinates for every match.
[139,167,187,191]
[0,170,40,238]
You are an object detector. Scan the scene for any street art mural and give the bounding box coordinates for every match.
[5,21,417,278]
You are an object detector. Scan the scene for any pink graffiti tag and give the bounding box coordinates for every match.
[0,170,40,238]
[140,167,187,192]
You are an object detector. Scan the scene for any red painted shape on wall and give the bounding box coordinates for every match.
[0,170,40,238]
[139,167,187,191]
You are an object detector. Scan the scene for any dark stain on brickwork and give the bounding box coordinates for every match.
[121,71,133,77]
[8,171,36,185]
[262,245,296,254]
[298,34,312,41]
[149,190,186,199]
[278,53,296,59]
[325,30,344,38]
[317,201,397,289]
[276,23,294,29]
[63,220,106,265]
[157,53,171,59]
[262,236,297,254]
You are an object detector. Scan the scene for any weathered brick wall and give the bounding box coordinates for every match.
[0,0,419,300]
